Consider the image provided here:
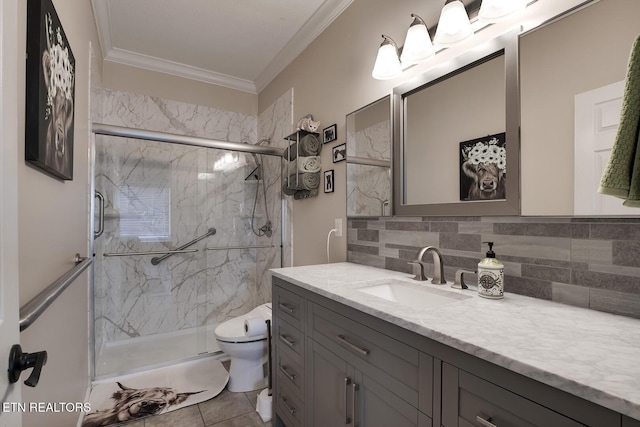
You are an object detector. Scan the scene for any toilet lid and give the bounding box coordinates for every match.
[214,315,268,343]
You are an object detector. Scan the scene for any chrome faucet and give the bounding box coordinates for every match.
[409,246,446,284]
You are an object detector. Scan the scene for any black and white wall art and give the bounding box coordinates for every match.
[25,0,76,180]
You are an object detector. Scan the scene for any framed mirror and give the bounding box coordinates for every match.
[346,96,392,217]
[392,31,519,216]
[520,0,640,216]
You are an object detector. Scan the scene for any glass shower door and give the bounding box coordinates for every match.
[93,134,208,377]
[93,134,281,378]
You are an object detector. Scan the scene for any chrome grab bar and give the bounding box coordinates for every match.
[19,254,93,332]
[150,227,216,265]
[205,245,274,251]
[94,191,104,238]
[104,237,272,257]
[103,249,198,257]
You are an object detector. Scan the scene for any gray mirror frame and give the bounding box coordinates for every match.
[392,30,520,216]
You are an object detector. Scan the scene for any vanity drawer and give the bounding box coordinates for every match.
[275,318,305,366]
[276,378,304,427]
[274,283,306,331]
[456,370,582,427]
[310,302,420,407]
[276,349,305,398]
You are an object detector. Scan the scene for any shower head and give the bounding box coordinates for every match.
[243,139,270,181]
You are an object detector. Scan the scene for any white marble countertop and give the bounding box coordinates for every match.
[271,262,640,421]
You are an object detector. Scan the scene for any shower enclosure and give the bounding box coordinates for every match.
[91,127,282,378]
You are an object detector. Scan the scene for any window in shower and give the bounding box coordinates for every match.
[117,184,171,242]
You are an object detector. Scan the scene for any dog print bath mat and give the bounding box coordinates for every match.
[82,357,229,426]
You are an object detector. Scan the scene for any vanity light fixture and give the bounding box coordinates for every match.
[400,14,435,65]
[371,34,402,80]
[478,0,527,23]
[433,0,473,48]
[371,0,532,80]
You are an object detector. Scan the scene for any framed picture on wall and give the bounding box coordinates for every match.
[459,132,506,201]
[324,170,335,193]
[25,0,76,180]
[332,143,346,163]
[323,124,337,144]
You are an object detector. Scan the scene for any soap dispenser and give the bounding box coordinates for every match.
[477,242,504,299]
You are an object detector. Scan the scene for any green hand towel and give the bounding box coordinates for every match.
[598,34,640,207]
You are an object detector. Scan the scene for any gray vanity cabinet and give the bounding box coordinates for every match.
[272,277,629,427]
[273,283,307,427]
[273,277,433,427]
[441,363,582,427]
[307,303,431,427]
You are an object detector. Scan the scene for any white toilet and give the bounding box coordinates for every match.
[214,303,272,392]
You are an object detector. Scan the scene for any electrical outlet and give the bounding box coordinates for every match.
[335,218,343,237]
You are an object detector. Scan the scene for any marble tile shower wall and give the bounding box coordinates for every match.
[346,120,391,216]
[93,89,287,352]
[258,88,294,269]
[347,216,640,319]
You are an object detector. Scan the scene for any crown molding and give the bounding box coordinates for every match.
[91,0,353,95]
[91,0,113,56]
[254,0,354,93]
[104,48,258,94]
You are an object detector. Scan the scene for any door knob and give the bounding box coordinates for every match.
[7,344,47,387]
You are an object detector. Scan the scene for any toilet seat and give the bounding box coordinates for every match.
[214,303,272,344]
[215,316,267,343]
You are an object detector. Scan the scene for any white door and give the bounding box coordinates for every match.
[0,0,23,425]
[574,80,636,215]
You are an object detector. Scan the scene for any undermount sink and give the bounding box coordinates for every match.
[357,280,470,310]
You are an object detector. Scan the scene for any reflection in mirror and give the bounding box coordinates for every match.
[404,53,505,205]
[393,31,520,216]
[346,96,392,217]
[520,0,640,216]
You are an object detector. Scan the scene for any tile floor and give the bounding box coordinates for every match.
[110,388,272,427]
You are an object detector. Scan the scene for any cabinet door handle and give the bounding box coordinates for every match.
[279,334,296,348]
[279,394,297,415]
[279,364,296,382]
[345,377,352,425]
[351,382,359,426]
[336,335,369,356]
[476,412,498,427]
[279,302,296,314]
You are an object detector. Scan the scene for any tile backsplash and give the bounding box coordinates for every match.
[347,216,640,319]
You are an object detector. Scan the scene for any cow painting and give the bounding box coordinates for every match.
[460,134,506,201]
[25,0,75,180]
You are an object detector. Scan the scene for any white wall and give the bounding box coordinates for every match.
[16,1,102,426]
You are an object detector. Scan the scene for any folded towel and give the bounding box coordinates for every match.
[282,134,321,160]
[283,173,320,191]
[598,35,640,206]
[294,189,319,200]
[288,156,321,175]
[282,178,297,196]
